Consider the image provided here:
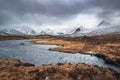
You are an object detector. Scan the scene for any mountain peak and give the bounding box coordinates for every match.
[97,21,114,28]
[97,21,112,27]
[75,27,81,32]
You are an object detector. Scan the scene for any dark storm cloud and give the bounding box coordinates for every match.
[0,0,120,25]
[89,0,120,18]
[0,0,91,25]
[90,0,120,10]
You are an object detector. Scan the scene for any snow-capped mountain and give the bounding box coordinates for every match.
[87,21,120,36]
[64,26,91,36]
[65,21,120,37]
[96,21,113,28]
[39,29,66,36]
[0,20,119,36]
[70,26,84,34]
[0,26,37,35]
[40,29,57,35]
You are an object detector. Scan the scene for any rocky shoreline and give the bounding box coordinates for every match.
[0,59,120,80]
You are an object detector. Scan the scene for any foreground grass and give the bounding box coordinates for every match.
[0,59,119,80]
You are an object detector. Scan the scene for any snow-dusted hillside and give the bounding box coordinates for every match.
[65,21,120,37]
[64,26,91,36]
[40,29,57,35]
[87,21,120,36]
[0,26,37,35]
[0,21,119,36]
[39,29,65,36]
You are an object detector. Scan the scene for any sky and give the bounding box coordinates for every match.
[0,0,120,31]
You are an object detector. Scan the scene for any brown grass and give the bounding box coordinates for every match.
[0,59,119,80]
[0,35,42,40]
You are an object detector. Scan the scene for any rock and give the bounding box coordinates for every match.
[19,43,25,45]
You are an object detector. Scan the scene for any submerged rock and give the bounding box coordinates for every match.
[19,43,25,45]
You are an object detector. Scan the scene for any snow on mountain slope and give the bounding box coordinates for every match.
[40,29,57,35]
[39,28,66,36]
[66,21,120,37]
[0,20,119,36]
[13,26,37,35]
[0,29,24,35]
[64,26,91,36]
[0,26,37,35]
[87,21,120,36]
[96,21,114,28]
[39,26,91,37]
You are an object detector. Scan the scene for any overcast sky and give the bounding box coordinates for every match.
[0,0,120,31]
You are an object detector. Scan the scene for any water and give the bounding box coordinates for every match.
[0,40,119,72]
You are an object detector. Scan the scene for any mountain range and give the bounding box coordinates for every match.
[0,21,120,36]
[0,26,37,36]
[87,21,120,36]
[68,21,120,36]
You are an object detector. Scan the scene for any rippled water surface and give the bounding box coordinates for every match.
[0,40,119,72]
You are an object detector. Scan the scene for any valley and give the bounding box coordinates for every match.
[0,21,120,80]
[0,33,120,80]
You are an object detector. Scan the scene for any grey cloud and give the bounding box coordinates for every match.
[89,0,120,10]
[0,0,89,16]
[0,0,120,25]
[0,0,90,25]
[89,0,120,18]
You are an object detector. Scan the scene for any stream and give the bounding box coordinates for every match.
[0,40,119,72]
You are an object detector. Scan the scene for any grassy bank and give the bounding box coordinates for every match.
[31,34,120,66]
[0,59,119,80]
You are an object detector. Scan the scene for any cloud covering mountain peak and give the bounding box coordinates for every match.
[0,0,120,30]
